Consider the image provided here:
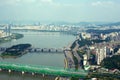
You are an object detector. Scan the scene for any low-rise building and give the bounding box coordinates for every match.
[0,30,7,38]
[81,32,91,39]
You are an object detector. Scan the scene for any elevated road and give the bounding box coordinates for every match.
[64,50,75,68]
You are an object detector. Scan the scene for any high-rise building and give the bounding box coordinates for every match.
[5,25,8,36]
[95,46,106,65]
[4,24,11,36]
[8,24,11,36]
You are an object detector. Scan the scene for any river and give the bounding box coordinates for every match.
[0,31,75,80]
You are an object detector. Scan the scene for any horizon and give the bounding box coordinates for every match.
[0,21,117,25]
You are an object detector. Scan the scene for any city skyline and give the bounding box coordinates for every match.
[0,0,120,23]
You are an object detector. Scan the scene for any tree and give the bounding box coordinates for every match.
[100,55,120,70]
[70,77,79,80]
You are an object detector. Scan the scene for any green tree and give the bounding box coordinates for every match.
[70,77,79,80]
[100,55,120,70]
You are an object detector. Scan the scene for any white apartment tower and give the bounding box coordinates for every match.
[96,46,106,65]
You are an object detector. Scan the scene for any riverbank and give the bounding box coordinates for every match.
[0,33,23,44]
[64,39,82,69]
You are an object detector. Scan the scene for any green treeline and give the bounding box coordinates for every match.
[100,55,120,70]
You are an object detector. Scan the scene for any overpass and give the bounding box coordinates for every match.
[0,62,88,78]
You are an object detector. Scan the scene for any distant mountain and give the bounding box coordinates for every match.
[98,22,120,26]
[74,22,92,26]
[51,21,109,26]
[51,21,73,25]
[108,22,120,26]
[74,22,108,25]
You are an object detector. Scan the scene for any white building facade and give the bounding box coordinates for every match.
[95,46,107,65]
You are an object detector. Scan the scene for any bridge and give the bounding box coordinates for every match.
[0,47,64,53]
[0,62,88,78]
[28,48,64,53]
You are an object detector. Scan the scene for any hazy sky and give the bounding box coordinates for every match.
[0,0,120,23]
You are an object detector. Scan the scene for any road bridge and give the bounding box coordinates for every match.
[0,62,88,78]
[28,48,63,53]
[0,47,64,53]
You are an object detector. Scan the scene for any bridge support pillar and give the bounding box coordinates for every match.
[42,74,45,77]
[22,71,24,74]
[0,68,2,71]
[32,72,34,75]
[55,77,59,80]
[8,69,11,73]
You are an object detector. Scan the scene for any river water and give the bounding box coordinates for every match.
[0,31,75,80]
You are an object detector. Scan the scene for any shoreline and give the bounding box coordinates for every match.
[0,33,23,44]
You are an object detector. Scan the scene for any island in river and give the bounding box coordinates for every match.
[1,44,32,58]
